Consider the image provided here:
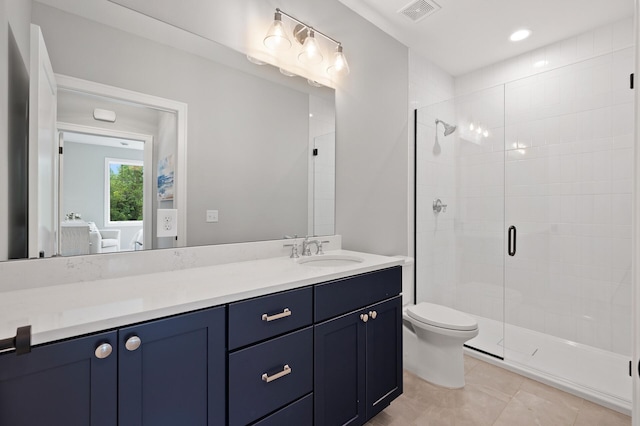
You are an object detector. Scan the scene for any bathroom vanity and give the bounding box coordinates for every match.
[0,250,402,426]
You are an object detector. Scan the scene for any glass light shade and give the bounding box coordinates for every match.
[264,12,291,51]
[298,30,323,65]
[327,45,350,77]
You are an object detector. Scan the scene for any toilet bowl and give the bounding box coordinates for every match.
[403,302,479,388]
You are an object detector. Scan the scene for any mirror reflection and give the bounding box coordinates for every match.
[5,0,336,261]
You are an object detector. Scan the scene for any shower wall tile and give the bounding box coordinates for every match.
[411,50,457,307]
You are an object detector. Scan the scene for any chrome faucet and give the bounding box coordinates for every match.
[302,236,321,256]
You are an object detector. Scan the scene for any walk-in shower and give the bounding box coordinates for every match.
[415,30,634,413]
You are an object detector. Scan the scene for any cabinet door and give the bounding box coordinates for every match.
[118,307,225,426]
[0,331,117,426]
[314,310,366,426]
[365,296,403,419]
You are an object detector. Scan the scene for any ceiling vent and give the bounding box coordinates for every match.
[398,0,441,23]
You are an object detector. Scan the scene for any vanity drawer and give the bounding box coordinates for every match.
[228,327,313,426]
[314,266,401,322]
[252,393,313,426]
[228,286,312,350]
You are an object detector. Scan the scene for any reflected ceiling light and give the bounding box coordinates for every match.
[510,29,531,42]
[263,8,349,77]
[533,60,548,68]
[263,10,292,51]
[279,68,297,77]
[246,55,266,65]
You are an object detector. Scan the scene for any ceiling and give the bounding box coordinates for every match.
[338,0,634,76]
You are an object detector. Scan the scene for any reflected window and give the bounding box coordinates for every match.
[105,158,143,224]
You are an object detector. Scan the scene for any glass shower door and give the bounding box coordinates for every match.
[415,84,505,359]
[502,52,634,403]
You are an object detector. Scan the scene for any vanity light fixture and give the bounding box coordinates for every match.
[298,28,323,65]
[263,8,350,77]
[327,45,350,77]
[263,10,292,51]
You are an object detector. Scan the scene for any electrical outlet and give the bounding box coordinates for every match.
[206,210,219,223]
[157,209,178,237]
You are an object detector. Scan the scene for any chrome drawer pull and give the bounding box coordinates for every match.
[262,308,291,322]
[262,364,291,383]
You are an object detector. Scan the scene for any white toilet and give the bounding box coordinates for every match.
[395,256,479,389]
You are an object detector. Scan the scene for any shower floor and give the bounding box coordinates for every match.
[464,315,632,415]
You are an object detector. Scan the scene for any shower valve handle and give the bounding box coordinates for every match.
[433,199,447,213]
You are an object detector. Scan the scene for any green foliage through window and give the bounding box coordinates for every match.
[109,162,143,222]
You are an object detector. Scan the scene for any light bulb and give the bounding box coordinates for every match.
[264,11,292,51]
[327,45,350,77]
[298,29,323,65]
[510,29,531,42]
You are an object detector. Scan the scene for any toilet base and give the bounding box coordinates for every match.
[403,319,477,389]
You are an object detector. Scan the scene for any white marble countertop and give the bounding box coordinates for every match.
[0,250,403,347]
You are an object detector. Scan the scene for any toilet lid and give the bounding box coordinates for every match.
[407,303,477,331]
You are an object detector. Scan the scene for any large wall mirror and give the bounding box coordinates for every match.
[4,0,335,261]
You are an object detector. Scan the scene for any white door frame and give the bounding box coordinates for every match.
[55,74,188,247]
[29,24,58,258]
[57,123,154,251]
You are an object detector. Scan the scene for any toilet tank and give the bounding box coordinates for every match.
[393,256,414,306]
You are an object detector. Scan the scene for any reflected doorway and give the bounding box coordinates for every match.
[58,127,152,256]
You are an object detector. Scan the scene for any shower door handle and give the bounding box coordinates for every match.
[508,226,517,256]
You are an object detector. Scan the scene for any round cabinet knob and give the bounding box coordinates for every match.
[360,313,369,323]
[369,311,377,320]
[94,343,112,359]
[125,336,141,351]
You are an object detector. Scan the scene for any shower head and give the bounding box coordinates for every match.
[435,119,457,136]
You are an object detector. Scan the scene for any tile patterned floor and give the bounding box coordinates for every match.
[366,356,631,426]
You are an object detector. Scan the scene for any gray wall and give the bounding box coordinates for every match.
[33,2,310,247]
[188,0,410,256]
[63,141,144,247]
[252,0,410,256]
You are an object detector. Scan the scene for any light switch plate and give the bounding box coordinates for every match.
[206,210,219,223]
[157,209,178,237]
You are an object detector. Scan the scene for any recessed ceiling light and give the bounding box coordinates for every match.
[510,29,531,42]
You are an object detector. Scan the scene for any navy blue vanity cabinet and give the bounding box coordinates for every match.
[0,330,118,426]
[314,308,367,426]
[118,306,226,426]
[314,266,402,426]
[365,296,403,420]
[228,287,314,426]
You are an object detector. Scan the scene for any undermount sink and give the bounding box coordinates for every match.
[296,254,364,267]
